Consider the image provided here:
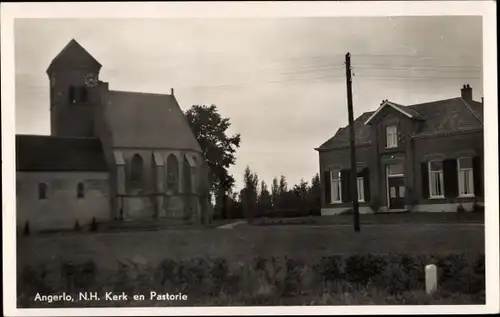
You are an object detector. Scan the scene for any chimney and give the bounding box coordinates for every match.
[481,97,484,104]
[461,84,473,102]
[170,88,174,96]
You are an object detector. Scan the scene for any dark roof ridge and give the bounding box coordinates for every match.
[109,89,174,97]
[407,97,461,108]
[16,134,101,140]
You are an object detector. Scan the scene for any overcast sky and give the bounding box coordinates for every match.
[14,17,483,191]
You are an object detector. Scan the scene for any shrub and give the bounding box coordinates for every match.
[61,261,97,291]
[344,254,387,285]
[369,197,381,213]
[17,253,485,307]
[90,217,98,232]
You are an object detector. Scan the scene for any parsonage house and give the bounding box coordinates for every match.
[16,39,213,232]
[315,85,484,215]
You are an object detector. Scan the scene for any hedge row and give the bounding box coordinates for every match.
[18,253,484,307]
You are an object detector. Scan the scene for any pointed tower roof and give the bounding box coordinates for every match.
[46,39,102,74]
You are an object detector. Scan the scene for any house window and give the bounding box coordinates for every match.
[458,157,474,196]
[330,170,341,203]
[429,160,444,198]
[38,183,48,200]
[130,154,144,185]
[69,86,76,104]
[387,163,404,176]
[386,125,398,148]
[77,182,85,198]
[166,154,179,192]
[357,177,365,202]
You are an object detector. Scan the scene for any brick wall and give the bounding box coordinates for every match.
[413,130,484,205]
[318,103,483,213]
[319,145,375,208]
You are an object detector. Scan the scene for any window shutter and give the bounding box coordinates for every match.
[80,87,88,102]
[323,171,331,204]
[341,169,351,202]
[443,159,458,198]
[421,162,429,199]
[473,156,483,196]
[363,168,371,202]
[69,86,75,103]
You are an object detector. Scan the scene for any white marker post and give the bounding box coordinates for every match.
[425,264,438,295]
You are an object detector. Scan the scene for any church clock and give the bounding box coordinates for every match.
[84,72,99,88]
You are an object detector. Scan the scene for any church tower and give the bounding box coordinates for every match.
[46,39,102,137]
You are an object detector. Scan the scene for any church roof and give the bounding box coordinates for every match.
[46,39,102,74]
[103,90,203,152]
[16,135,108,172]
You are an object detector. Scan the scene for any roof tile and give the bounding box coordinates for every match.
[317,97,483,150]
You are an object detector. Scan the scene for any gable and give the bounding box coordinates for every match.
[370,103,418,127]
[364,100,423,125]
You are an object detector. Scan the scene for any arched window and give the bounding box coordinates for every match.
[166,154,179,192]
[77,182,85,198]
[38,183,48,200]
[130,154,144,185]
[183,156,192,193]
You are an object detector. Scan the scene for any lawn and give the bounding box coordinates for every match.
[252,211,484,227]
[17,223,484,269]
[16,222,485,307]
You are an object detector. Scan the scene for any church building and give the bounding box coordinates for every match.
[16,39,213,231]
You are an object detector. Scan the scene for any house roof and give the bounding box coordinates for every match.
[317,112,374,150]
[102,90,203,152]
[46,39,102,74]
[16,135,109,172]
[317,97,483,151]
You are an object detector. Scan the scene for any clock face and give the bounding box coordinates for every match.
[84,72,99,88]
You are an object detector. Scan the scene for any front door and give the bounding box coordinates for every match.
[388,176,405,210]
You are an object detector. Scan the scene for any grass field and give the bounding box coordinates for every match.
[17,215,485,307]
[252,212,484,226]
[18,222,484,269]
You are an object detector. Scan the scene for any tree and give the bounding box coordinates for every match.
[277,175,288,209]
[258,180,273,216]
[309,173,321,214]
[271,177,279,209]
[185,105,241,218]
[241,166,259,222]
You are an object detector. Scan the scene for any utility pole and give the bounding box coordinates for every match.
[345,52,361,232]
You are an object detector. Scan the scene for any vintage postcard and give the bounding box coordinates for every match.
[1,1,498,316]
